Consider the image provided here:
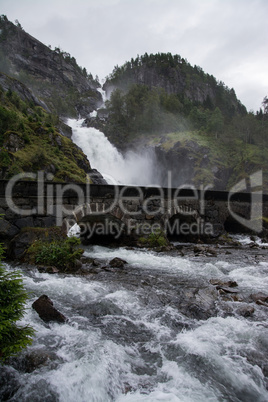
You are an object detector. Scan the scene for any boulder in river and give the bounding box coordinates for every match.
[32,295,66,323]
[250,292,268,303]
[109,257,127,268]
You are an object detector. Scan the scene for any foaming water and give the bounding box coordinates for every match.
[231,234,268,247]
[2,246,268,401]
[68,118,160,185]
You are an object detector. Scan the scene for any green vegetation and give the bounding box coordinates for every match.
[106,52,246,118]
[27,236,83,271]
[0,243,34,362]
[0,83,91,182]
[139,229,169,248]
[105,85,189,145]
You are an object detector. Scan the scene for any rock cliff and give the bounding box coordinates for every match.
[0,16,102,118]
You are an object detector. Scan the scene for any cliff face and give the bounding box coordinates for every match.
[105,62,210,103]
[0,71,48,110]
[0,16,102,118]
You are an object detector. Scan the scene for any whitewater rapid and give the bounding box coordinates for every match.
[1,243,268,401]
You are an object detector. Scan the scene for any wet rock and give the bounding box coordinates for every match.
[216,286,238,294]
[88,169,107,184]
[10,349,59,373]
[230,294,243,302]
[7,228,36,259]
[193,245,217,256]
[256,300,268,308]
[8,227,65,261]
[109,257,127,268]
[156,245,175,252]
[210,279,238,288]
[43,266,60,274]
[236,305,255,317]
[179,286,218,320]
[205,247,217,256]
[32,295,66,323]
[82,300,123,318]
[74,259,82,269]
[0,367,21,401]
[80,256,94,264]
[249,242,259,248]
[194,245,205,255]
[251,292,268,303]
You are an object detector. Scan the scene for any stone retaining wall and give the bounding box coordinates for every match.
[0,180,267,246]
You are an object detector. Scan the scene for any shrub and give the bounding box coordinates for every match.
[27,237,83,270]
[139,229,169,248]
[0,244,34,362]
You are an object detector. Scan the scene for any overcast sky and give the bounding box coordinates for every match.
[1,0,267,112]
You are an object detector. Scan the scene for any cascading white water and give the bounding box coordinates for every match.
[68,119,160,186]
[2,244,268,401]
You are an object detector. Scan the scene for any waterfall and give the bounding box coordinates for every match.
[68,118,160,186]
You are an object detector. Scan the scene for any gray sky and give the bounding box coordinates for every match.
[1,0,267,112]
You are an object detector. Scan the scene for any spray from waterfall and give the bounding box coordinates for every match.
[68,118,160,186]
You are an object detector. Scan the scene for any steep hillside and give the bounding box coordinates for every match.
[0,15,102,118]
[104,53,247,118]
[0,73,105,183]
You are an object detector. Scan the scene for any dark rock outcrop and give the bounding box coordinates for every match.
[88,169,107,185]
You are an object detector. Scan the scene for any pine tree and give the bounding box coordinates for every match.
[0,244,34,362]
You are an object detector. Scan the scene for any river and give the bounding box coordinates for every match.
[1,239,268,401]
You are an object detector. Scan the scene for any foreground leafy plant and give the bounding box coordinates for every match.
[0,244,34,362]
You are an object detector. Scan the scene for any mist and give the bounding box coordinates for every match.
[68,119,162,186]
